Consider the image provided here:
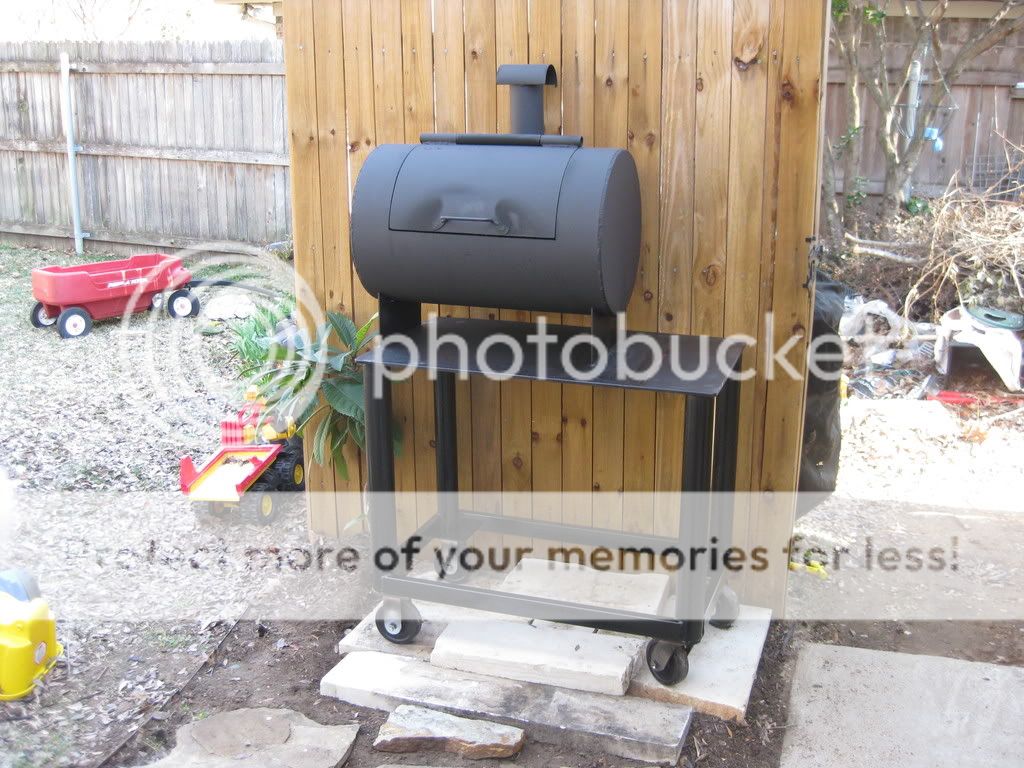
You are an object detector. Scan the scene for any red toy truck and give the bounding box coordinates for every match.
[180,388,305,524]
[30,254,199,339]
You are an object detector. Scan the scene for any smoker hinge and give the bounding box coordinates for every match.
[803,235,822,289]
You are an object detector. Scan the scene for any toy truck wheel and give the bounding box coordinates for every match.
[167,289,201,319]
[57,307,93,339]
[277,454,306,491]
[244,482,281,525]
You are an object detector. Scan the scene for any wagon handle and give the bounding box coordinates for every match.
[431,215,510,235]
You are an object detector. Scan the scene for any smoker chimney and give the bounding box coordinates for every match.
[497,64,557,135]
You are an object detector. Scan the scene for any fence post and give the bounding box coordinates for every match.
[59,51,87,255]
[902,59,922,203]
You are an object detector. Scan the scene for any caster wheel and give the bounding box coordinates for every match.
[57,307,92,339]
[30,302,56,329]
[709,585,740,629]
[167,288,201,319]
[375,601,423,645]
[645,640,689,685]
[437,554,470,583]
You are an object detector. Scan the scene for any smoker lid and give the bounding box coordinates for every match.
[388,143,577,239]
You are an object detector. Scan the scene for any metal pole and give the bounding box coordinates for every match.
[59,52,85,255]
[902,59,922,203]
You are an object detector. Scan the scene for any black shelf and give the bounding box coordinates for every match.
[357,317,744,397]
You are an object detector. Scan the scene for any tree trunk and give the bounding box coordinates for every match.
[841,70,863,234]
[822,140,844,252]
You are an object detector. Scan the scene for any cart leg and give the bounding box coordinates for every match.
[364,363,399,590]
[710,374,742,628]
[434,372,463,577]
[676,395,714,645]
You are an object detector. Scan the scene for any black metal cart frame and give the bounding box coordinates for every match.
[358,305,744,656]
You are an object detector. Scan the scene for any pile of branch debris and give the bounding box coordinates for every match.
[842,141,1024,321]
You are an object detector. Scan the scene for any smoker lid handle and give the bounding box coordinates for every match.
[420,132,583,148]
[432,215,511,235]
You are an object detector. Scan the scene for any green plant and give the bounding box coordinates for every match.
[251,311,400,481]
[228,299,295,366]
[905,196,930,216]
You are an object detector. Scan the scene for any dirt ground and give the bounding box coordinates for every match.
[2,245,1022,768]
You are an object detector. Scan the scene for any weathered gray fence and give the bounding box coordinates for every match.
[0,40,289,253]
[825,16,1024,197]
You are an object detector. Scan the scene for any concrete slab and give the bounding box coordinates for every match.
[629,605,771,722]
[322,650,692,765]
[500,558,671,616]
[373,704,525,758]
[431,619,644,695]
[143,708,359,768]
[781,643,1024,768]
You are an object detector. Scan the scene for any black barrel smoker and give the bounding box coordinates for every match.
[353,64,742,685]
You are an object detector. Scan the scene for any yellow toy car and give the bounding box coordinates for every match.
[0,593,62,700]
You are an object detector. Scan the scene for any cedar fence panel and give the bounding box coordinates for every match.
[283,0,831,607]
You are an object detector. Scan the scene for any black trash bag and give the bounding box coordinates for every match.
[798,274,845,515]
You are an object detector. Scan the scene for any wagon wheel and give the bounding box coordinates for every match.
[167,289,201,319]
[57,307,93,339]
[30,302,56,329]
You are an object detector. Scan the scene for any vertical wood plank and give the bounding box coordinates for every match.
[622,0,662,538]
[591,0,629,531]
[369,0,418,537]
[654,0,698,534]
[692,0,734,337]
[464,0,503,502]
[751,0,828,610]
[433,0,475,497]
[559,0,595,532]
[724,0,772,575]
[342,0,377,328]
[528,0,563,545]
[401,0,440,526]
[496,0,533,499]
[283,0,339,537]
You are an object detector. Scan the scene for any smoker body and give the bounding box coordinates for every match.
[352,64,742,688]
[351,138,641,315]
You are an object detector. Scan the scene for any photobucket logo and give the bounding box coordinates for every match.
[368,313,844,397]
[114,243,325,444]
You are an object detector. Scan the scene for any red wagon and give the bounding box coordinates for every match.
[30,254,200,339]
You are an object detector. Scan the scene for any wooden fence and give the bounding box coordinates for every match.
[283,0,830,606]
[825,16,1024,196]
[0,40,290,252]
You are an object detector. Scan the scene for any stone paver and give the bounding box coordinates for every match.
[629,605,771,722]
[781,643,1024,768]
[500,558,671,616]
[373,704,525,759]
[142,708,359,768]
[431,619,644,695]
[322,650,692,765]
